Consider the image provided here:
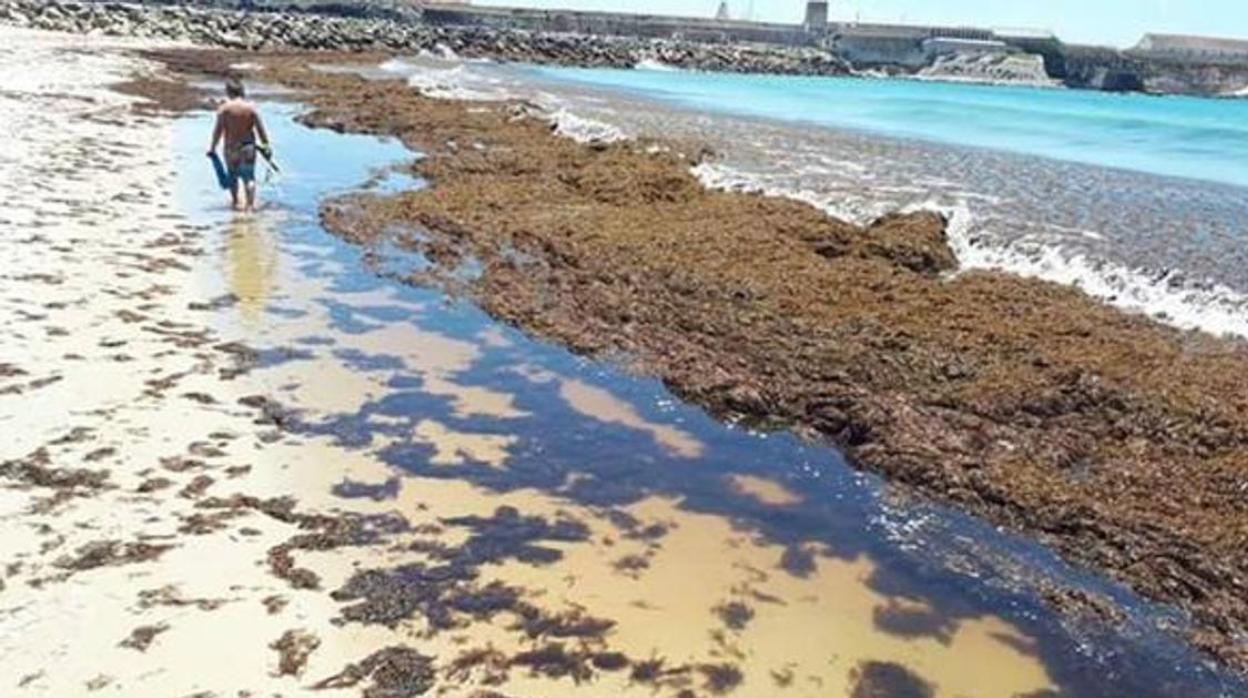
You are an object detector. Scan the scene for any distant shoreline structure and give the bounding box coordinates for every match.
[6,0,1248,95]
[413,1,1248,57]
[177,0,1248,60]
[406,1,1248,93]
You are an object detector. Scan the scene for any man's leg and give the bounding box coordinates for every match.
[240,155,257,212]
[225,159,241,210]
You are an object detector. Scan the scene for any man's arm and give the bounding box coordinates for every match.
[208,109,223,156]
[253,108,270,147]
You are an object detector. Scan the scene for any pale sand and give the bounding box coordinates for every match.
[0,27,1057,697]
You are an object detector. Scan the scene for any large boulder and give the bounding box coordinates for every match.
[861,211,958,275]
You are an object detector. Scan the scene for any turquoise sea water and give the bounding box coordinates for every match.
[530,66,1248,189]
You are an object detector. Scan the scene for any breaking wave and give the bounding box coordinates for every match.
[634,58,679,72]
[934,201,1248,339]
[694,161,1248,340]
[547,107,627,143]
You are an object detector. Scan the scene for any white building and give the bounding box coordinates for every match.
[1134,34,1248,61]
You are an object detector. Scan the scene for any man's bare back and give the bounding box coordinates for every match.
[218,100,260,150]
[207,78,270,212]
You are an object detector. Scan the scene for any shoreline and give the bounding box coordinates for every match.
[5,26,1207,698]
[126,46,1248,674]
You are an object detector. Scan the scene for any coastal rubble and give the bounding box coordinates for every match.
[5,0,1248,94]
[0,0,852,76]
[917,52,1059,87]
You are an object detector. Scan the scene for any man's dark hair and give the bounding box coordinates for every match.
[225,77,245,99]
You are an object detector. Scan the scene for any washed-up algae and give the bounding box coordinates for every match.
[132,48,1248,672]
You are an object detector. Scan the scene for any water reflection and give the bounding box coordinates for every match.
[224,212,278,326]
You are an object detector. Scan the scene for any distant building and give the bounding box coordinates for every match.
[994,27,1057,42]
[1133,33,1248,62]
[715,1,730,21]
[804,1,828,32]
[923,37,1010,57]
[928,26,994,41]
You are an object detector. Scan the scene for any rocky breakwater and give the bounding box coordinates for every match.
[0,0,851,76]
[919,52,1059,87]
[1058,43,1248,95]
[0,0,450,50]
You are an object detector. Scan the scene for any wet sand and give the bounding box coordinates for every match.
[2,27,1245,698]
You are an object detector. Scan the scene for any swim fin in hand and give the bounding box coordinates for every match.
[208,151,231,190]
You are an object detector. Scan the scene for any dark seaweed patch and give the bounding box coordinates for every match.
[509,643,594,683]
[443,506,591,567]
[314,646,435,697]
[514,607,615,640]
[271,629,321,677]
[0,447,110,493]
[445,646,510,685]
[54,540,172,572]
[699,662,745,694]
[119,624,169,652]
[849,661,934,698]
[872,600,957,644]
[779,544,816,578]
[196,495,409,590]
[613,553,650,577]
[592,652,630,671]
[333,563,503,628]
[713,601,755,631]
[629,658,693,690]
[332,477,401,501]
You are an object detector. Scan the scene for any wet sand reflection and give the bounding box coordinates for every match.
[224,213,277,326]
[726,474,803,507]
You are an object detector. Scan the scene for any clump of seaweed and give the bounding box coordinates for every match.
[849,661,934,698]
[54,540,172,572]
[509,643,595,684]
[271,629,321,677]
[119,624,169,652]
[699,662,745,694]
[314,646,435,697]
[713,601,755,631]
[442,506,591,567]
[0,447,110,493]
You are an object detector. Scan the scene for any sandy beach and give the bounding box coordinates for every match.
[3,19,1247,698]
[0,27,1066,698]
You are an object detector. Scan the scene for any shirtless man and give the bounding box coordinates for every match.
[207,78,270,212]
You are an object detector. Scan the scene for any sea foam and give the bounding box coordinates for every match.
[695,161,1248,340]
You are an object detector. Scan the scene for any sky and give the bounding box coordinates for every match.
[470,1,1248,48]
